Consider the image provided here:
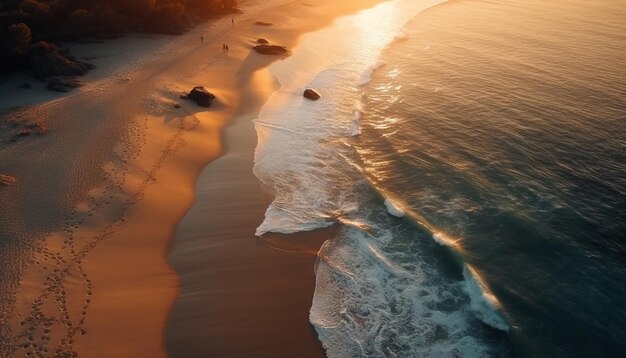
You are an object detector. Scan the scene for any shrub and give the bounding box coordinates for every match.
[0,0,240,74]
[7,22,31,54]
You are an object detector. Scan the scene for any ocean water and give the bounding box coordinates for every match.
[254,0,626,357]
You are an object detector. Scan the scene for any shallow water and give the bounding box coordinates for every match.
[254,0,626,356]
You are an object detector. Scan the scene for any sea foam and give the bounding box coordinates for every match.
[358,61,386,87]
[463,266,510,331]
[254,0,447,237]
[251,0,510,356]
[311,226,506,357]
[384,198,406,217]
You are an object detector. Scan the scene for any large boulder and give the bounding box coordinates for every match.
[29,41,94,80]
[253,44,288,55]
[303,88,321,101]
[187,86,215,107]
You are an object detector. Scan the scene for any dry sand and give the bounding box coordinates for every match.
[0,0,386,357]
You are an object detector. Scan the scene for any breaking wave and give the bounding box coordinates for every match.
[252,0,510,356]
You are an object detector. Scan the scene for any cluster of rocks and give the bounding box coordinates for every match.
[28,42,94,92]
[253,44,288,55]
[251,35,288,56]
[29,44,94,79]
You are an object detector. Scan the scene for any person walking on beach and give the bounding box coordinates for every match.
[201,35,204,44]
[232,18,235,25]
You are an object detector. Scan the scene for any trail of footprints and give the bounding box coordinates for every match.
[10,107,199,357]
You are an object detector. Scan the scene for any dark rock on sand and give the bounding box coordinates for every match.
[303,88,321,101]
[47,77,84,92]
[187,86,215,107]
[257,38,270,44]
[253,45,288,55]
[29,41,95,80]
[254,21,273,26]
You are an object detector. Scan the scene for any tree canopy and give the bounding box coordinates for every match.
[0,0,238,73]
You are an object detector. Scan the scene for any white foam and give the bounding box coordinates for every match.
[311,226,505,357]
[350,108,362,136]
[384,198,405,217]
[254,0,448,237]
[432,231,459,247]
[358,61,386,87]
[349,121,361,137]
[253,67,363,236]
[463,266,510,331]
[395,29,410,41]
[249,0,510,355]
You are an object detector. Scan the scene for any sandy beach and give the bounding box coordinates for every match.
[0,0,386,357]
[166,0,392,356]
[5,0,626,356]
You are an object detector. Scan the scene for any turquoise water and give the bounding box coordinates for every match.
[255,0,626,356]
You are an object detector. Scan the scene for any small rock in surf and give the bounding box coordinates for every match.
[303,88,321,101]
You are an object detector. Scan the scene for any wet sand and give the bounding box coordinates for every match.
[165,0,388,357]
[165,65,330,357]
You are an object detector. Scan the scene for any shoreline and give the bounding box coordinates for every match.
[0,0,387,356]
[0,0,620,357]
[166,0,391,356]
